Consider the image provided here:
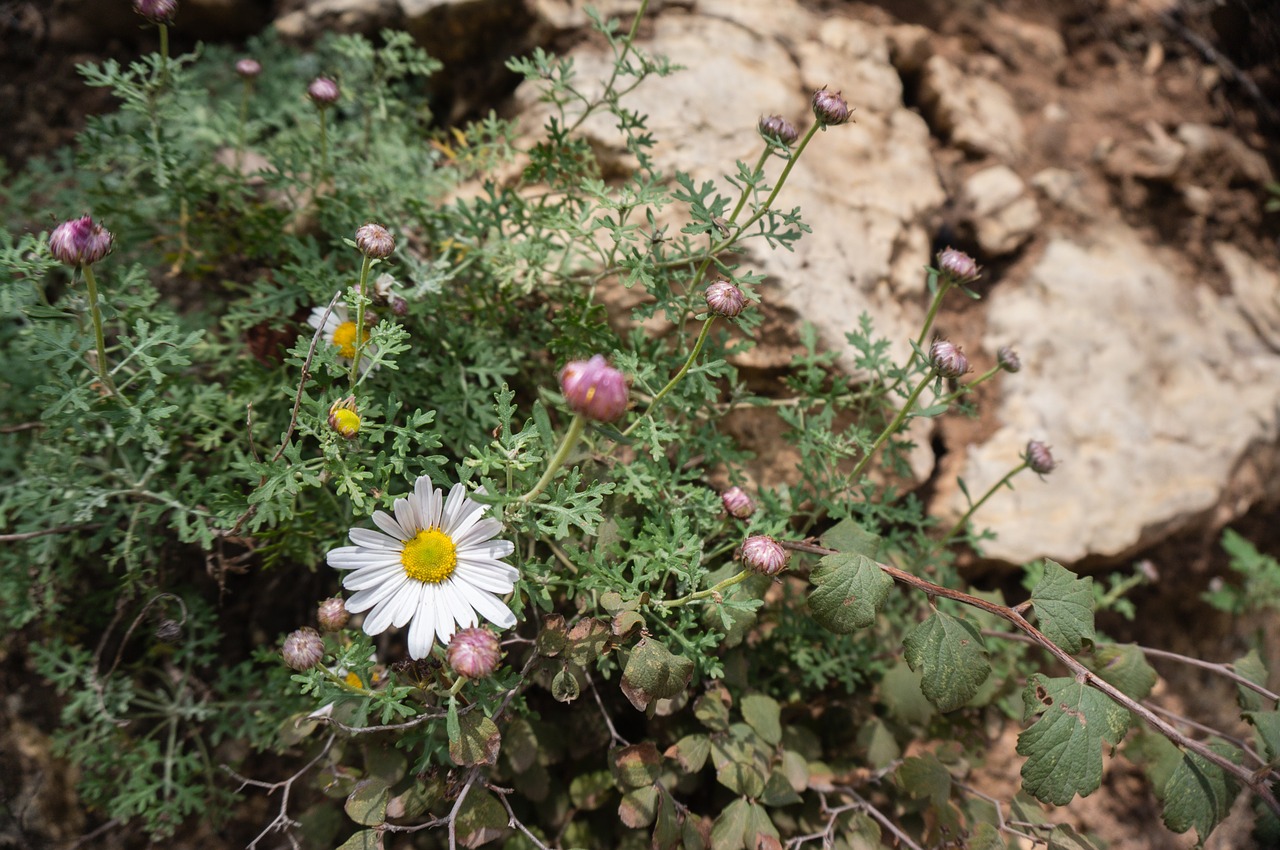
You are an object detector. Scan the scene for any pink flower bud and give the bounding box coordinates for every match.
[133,0,177,24]
[282,628,325,671]
[997,345,1021,373]
[355,223,395,259]
[811,88,851,127]
[560,355,629,422]
[317,597,350,632]
[937,247,980,283]
[721,486,755,519]
[447,627,502,679]
[49,216,114,267]
[741,535,789,576]
[928,339,969,379]
[758,114,798,144]
[307,77,340,107]
[705,280,746,318]
[235,58,262,79]
[1025,440,1056,476]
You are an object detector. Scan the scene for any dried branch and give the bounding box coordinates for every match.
[222,734,336,850]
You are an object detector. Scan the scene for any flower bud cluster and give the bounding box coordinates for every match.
[1025,440,1056,476]
[308,77,340,107]
[997,346,1021,373]
[928,339,969,379]
[447,627,501,678]
[282,628,325,671]
[560,355,629,422]
[811,89,851,127]
[356,223,395,259]
[705,280,746,318]
[328,397,361,439]
[742,535,789,576]
[235,58,262,80]
[937,247,980,283]
[49,216,114,267]
[758,114,798,145]
[721,486,755,519]
[133,0,177,24]
[317,597,350,632]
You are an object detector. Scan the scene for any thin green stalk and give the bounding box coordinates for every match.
[936,461,1028,547]
[158,24,170,88]
[656,569,751,609]
[935,364,1002,406]
[348,256,375,386]
[80,264,117,397]
[622,317,714,437]
[566,0,651,134]
[885,275,951,396]
[236,79,252,170]
[849,370,934,482]
[318,108,330,184]
[521,414,586,503]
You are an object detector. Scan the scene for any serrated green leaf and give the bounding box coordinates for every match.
[1030,560,1094,654]
[1089,643,1158,701]
[454,788,507,848]
[449,711,501,767]
[569,770,615,810]
[619,785,660,828]
[880,661,935,726]
[710,797,750,850]
[345,778,391,827]
[902,611,990,712]
[622,638,694,710]
[745,801,779,846]
[1244,710,1280,761]
[856,718,901,769]
[759,768,803,807]
[551,665,580,702]
[612,742,662,788]
[695,689,731,731]
[1161,743,1241,846]
[335,828,382,850]
[667,733,711,773]
[711,726,769,798]
[1233,649,1269,712]
[1016,674,1131,805]
[820,518,881,558]
[967,822,1006,850]
[807,552,893,634]
[895,754,950,806]
[1046,824,1102,849]
[741,694,782,746]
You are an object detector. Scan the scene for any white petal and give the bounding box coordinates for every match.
[336,560,404,584]
[371,510,409,541]
[408,601,436,659]
[406,482,428,531]
[441,484,469,532]
[346,575,409,611]
[456,581,517,629]
[444,497,489,541]
[441,582,478,629]
[454,518,504,548]
[391,582,424,628]
[362,594,402,635]
[433,587,457,646]
[456,554,519,579]
[393,498,419,537]
[454,562,517,593]
[349,527,404,551]
[327,546,389,570]
[475,538,515,559]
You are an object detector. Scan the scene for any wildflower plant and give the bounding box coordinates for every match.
[1,4,1278,849]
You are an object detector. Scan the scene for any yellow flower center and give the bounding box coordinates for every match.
[332,321,368,359]
[343,671,362,689]
[330,408,361,438]
[401,528,457,584]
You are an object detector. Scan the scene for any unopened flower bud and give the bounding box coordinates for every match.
[389,295,409,316]
[282,628,325,671]
[355,223,395,259]
[1025,440,1056,476]
[742,535,789,576]
[937,247,980,283]
[812,88,851,127]
[235,58,262,79]
[307,77,340,107]
[560,355,629,422]
[758,114,798,144]
[133,0,177,24]
[447,627,501,679]
[721,486,755,519]
[49,216,114,267]
[929,339,969,379]
[997,345,1021,373]
[705,280,746,318]
[317,597,349,632]
[328,396,361,439]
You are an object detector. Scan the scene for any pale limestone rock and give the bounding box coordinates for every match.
[886,24,933,74]
[962,165,1041,255]
[1176,123,1274,185]
[1215,243,1280,353]
[980,9,1066,75]
[935,224,1280,564]
[918,55,1025,161]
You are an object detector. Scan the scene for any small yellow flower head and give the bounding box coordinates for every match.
[328,396,361,439]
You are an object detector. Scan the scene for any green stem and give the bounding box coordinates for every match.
[348,255,374,386]
[935,364,1001,406]
[622,317,714,437]
[520,414,586,503]
[236,79,251,170]
[657,569,750,609]
[318,107,330,184]
[158,24,169,88]
[80,264,117,398]
[885,275,951,397]
[936,461,1028,547]
[849,370,934,483]
[566,0,651,134]
[322,668,374,697]
[687,146,771,290]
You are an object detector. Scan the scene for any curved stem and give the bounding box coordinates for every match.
[622,317,714,437]
[521,414,586,503]
[348,255,374,386]
[656,569,751,609]
[937,462,1028,547]
[80,264,118,398]
[848,371,934,482]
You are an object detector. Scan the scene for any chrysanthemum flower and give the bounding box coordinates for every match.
[326,476,519,659]
[307,295,377,375]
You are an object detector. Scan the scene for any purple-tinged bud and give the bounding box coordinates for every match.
[721,486,755,520]
[355,222,395,259]
[741,535,789,576]
[811,88,851,127]
[928,339,969,379]
[705,280,746,318]
[758,114,798,144]
[49,216,114,267]
[447,627,502,679]
[235,58,262,80]
[389,295,409,316]
[317,597,350,632]
[133,0,177,24]
[282,628,325,671]
[328,397,361,439]
[307,77,340,107]
[997,345,1021,373]
[1025,440,1056,476]
[937,247,980,283]
[560,355,629,422]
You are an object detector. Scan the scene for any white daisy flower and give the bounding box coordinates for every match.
[326,476,519,659]
[307,294,377,375]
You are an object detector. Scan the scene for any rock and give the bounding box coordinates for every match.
[935,223,1280,564]
[918,55,1025,160]
[1214,243,1280,353]
[1175,123,1274,185]
[1030,167,1090,215]
[978,9,1066,76]
[885,24,933,75]
[274,0,401,40]
[961,165,1041,255]
[1100,121,1185,181]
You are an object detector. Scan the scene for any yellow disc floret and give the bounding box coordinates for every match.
[331,321,367,359]
[401,529,458,584]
